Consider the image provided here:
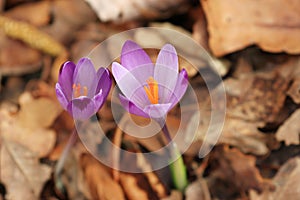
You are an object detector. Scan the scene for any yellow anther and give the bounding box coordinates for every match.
[72,83,88,98]
[144,77,159,104]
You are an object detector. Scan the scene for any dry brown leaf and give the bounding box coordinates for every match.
[4,1,51,26]
[276,109,300,145]
[161,190,182,200]
[209,147,264,195]
[80,154,125,200]
[18,92,62,129]
[226,73,288,124]
[220,117,270,155]
[1,139,51,200]
[0,32,42,75]
[185,180,211,200]
[202,0,300,56]
[119,172,160,200]
[287,76,300,104]
[250,157,300,200]
[0,94,58,157]
[85,0,190,22]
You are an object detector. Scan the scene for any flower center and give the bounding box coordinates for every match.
[72,83,88,98]
[143,77,159,104]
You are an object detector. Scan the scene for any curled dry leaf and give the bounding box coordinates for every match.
[250,157,300,200]
[287,76,300,104]
[4,1,51,26]
[220,117,270,155]
[119,172,160,200]
[1,139,51,200]
[226,73,288,125]
[202,0,300,56]
[185,180,211,200]
[276,109,300,145]
[18,92,62,129]
[0,92,59,157]
[85,0,190,22]
[80,154,125,200]
[209,146,264,196]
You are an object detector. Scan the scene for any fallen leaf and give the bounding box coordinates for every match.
[1,139,51,200]
[202,0,300,56]
[18,92,62,129]
[287,76,300,104]
[250,157,300,200]
[226,73,288,124]
[4,1,51,26]
[80,154,125,200]
[220,117,270,155]
[85,0,190,22]
[0,94,57,157]
[208,146,264,198]
[185,179,211,200]
[119,172,160,200]
[276,109,300,145]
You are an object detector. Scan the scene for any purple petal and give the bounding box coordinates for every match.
[96,68,112,98]
[121,40,153,71]
[55,83,69,110]
[154,44,179,103]
[73,58,97,98]
[58,61,76,101]
[154,64,178,103]
[119,95,149,118]
[169,69,189,107]
[156,44,178,72]
[112,62,149,107]
[143,103,172,119]
[67,96,97,120]
[93,90,105,111]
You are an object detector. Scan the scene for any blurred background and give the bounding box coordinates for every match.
[0,0,300,200]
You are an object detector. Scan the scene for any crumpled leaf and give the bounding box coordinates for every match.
[80,154,125,200]
[208,146,264,198]
[0,93,59,157]
[1,139,51,200]
[226,74,288,124]
[276,109,300,145]
[202,0,300,56]
[84,0,190,22]
[250,157,300,200]
[17,92,62,129]
[185,180,211,200]
[287,75,300,104]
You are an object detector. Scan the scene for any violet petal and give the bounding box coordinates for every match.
[156,44,178,72]
[169,69,189,107]
[93,90,104,111]
[119,95,149,118]
[73,58,97,98]
[154,44,179,101]
[112,62,149,107]
[96,68,112,98]
[58,61,76,101]
[154,64,178,103]
[143,103,172,119]
[121,40,153,71]
[55,83,69,110]
[67,96,96,120]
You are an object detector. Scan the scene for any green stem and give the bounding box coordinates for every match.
[161,123,188,192]
[54,128,78,195]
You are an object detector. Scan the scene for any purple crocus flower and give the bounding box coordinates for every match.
[112,40,188,120]
[56,57,112,120]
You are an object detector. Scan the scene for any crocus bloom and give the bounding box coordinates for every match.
[56,57,112,120]
[112,40,188,120]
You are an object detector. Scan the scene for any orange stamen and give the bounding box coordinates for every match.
[144,77,159,104]
[72,83,88,98]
